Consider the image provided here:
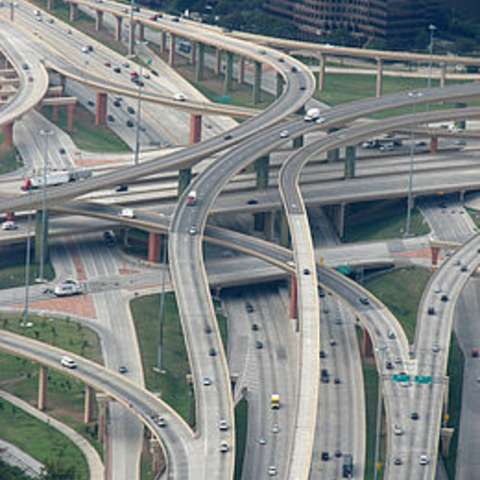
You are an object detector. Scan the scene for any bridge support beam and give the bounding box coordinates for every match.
[440,62,447,88]
[35,210,49,265]
[38,366,48,411]
[238,57,245,84]
[67,104,75,133]
[195,43,205,82]
[289,275,298,320]
[362,328,374,358]
[84,385,95,424]
[376,57,383,98]
[276,73,284,98]
[441,427,454,457]
[178,168,192,196]
[3,122,13,147]
[46,0,55,10]
[115,16,123,41]
[69,3,78,22]
[224,52,234,94]
[253,61,262,105]
[95,92,108,126]
[95,10,103,31]
[169,33,176,67]
[255,155,269,189]
[430,136,438,156]
[345,145,356,179]
[280,210,290,248]
[148,232,162,263]
[215,48,222,76]
[317,53,326,92]
[190,114,202,144]
[293,135,304,149]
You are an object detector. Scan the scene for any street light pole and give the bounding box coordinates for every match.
[157,237,168,372]
[373,365,383,480]
[22,191,33,327]
[405,92,422,236]
[427,24,437,91]
[128,0,135,57]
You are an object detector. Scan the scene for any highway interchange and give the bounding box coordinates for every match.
[2,1,480,479]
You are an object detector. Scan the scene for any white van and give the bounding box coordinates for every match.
[60,356,77,369]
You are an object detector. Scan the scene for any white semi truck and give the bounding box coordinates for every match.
[20,170,92,191]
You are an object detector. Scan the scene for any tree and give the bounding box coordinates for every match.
[40,459,76,480]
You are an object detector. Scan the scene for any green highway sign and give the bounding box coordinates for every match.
[414,375,432,384]
[393,374,410,382]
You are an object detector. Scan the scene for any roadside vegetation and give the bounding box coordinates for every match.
[0,133,22,175]
[234,399,248,480]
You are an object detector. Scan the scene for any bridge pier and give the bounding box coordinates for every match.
[255,155,270,189]
[95,92,108,126]
[376,57,383,98]
[148,232,162,263]
[38,366,48,411]
[317,53,326,92]
[3,122,13,147]
[69,3,78,22]
[137,23,145,42]
[224,52,234,94]
[35,210,49,265]
[115,15,123,41]
[95,10,103,31]
[46,0,55,10]
[159,31,167,55]
[280,209,290,248]
[215,48,222,76]
[345,145,356,178]
[430,136,438,155]
[190,114,202,144]
[264,211,275,240]
[169,33,176,67]
[441,427,454,457]
[253,61,262,105]
[84,385,95,423]
[331,203,346,238]
[293,135,304,149]
[189,41,197,65]
[362,328,374,358]
[276,73,284,98]
[178,168,192,196]
[6,211,15,222]
[238,57,245,84]
[195,42,205,82]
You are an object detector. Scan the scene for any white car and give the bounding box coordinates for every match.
[54,281,81,297]
[419,454,429,466]
[1,221,17,231]
[119,208,135,219]
[280,130,290,138]
[394,424,403,436]
[60,356,77,369]
[219,420,229,431]
[268,466,277,476]
[172,93,187,101]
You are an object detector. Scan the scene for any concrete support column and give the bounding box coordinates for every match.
[430,136,438,156]
[95,10,103,31]
[190,114,202,144]
[35,210,49,265]
[362,328,374,357]
[84,385,95,424]
[254,213,265,232]
[255,155,269,189]
[264,211,275,240]
[441,428,455,457]
[95,92,108,126]
[332,203,346,238]
[293,135,304,149]
[51,104,59,123]
[150,439,163,473]
[345,145,356,179]
[69,3,78,22]
[160,31,167,54]
[289,276,297,320]
[169,33,176,67]
[6,212,15,222]
[3,122,13,148]
[327,128,340,162]
[276,73,284,98]
[137,23,145,41]
[59,74,67,94]
[440,62,447,88]
[224,51,234,94]
[376,57,383,98]
[317,53,326,92]
[178,168,192,196]
[455,103,467,130]
[215,48,222,76]
[148,232,162,263]
[97,394,109,445]
[280,210,290,248]
[431,246,440,269]
[38,366,48,411]
[253,61,262,105]
[115,16,123,42]
[238,57,245,84]
[46,0,55,10]
[195,42,205,82]
[67,104,75,132]
[190,41,197,65]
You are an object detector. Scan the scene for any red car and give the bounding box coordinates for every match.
[104,61,111,67]
[472,348,479,358]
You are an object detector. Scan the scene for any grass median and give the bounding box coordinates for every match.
[0,134,22,174]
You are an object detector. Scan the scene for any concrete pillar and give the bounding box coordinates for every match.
[327,128,340,162]
[440,62,447,88]
[345,145,356,179]
[224,52,234,94]
[160,31,167,55]
[441,428,455,457]
[430,136,438,156]
[178,168,192,196]
[35,210,49,265]
[59,74,67,94]
[69,3,78,22]
[280,210,290,248]
[254,213,265,232]
[290,276,297,320]
[169,33,176,67]
[95,92,107,126]
[238,57,245,84]
[150,438,163,473]
[332,203,346,238]
[255,155,269,189]
[95,10,103,31]
[190,114,202,144]
[253,61,262,105]
[190,41,197,65]
[148,232,162,263]
[6,211,15,222]
[67,104,75,133]
[376,57,383,98]
[195,42,205,82]
[46,0,55,10]
[363,328,374,358]
[3,122,13,148]
[264,211,275,240]
[317,53,326,92]
[293,135,304,149]
[215,48,222,76]
[137,23,145,42]
[276,73,284,98]
[38,366,48,411]
[431,246,440,269]
[51,105,59,123]
[84,385,95,424]
[115,16,123,42]
[97,394,108,444]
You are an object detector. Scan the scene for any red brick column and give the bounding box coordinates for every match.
[148,232,162,263]
[190,114,202,144]
[3,122,13,147]
[95,92,107,126]
[430,136,438,156]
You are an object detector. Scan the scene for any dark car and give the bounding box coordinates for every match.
[223,134,232,140]
[59,147,66,154]
[441,294,449,302]
[321,452,329,461]
[127,106,135,114]
[256,341,263,349]
[205,325,212,334]
[246,302,254,313]
[118,366,128,374]
[114,100,122,107]
[115,185,128,192]
[428,306,435,315]
[113,67,121,73]
[209,348,217,357]
[251,323,259,331]
[127,120,134,127]
[360,297,370,305]
[319,350,326,359]
[411,412,419,420]
[107,115,115,122]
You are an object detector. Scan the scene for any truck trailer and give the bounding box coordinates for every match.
[21,170,92,191]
